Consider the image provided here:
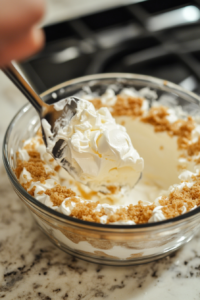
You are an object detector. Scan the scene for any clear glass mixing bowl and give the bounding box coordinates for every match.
[3,73,200,266]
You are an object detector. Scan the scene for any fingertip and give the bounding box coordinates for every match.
[31,28,45,52]
[0,28,45,67]
[0,0,46,39]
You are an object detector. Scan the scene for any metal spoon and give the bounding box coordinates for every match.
[3,63,143,193]
[3,62,80,176]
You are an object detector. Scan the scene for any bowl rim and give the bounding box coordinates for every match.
[3,72,200,230]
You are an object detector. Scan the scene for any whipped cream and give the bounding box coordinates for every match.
[42,97,144,192]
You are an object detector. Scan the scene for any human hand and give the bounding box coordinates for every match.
[0,0,45,67]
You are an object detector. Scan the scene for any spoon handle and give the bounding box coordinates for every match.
[2,62,48,114]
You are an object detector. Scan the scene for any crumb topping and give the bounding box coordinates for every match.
[159,176,200,219]
[54,165,61,172]
[141,107,195,150]
[65,198,105,223]
[15,150,55,191]
[28,186,36,197]
[15,140,75,206]
[64,198,156,224]
[187,136,200,156]
[108,202,156,224]
[45,186,76,206]
[91,95,144,117]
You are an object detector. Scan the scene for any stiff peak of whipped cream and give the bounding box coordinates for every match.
[42,98,144,192]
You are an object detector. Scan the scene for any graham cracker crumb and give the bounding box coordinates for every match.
[91,95,144,117]
[141,106,170,131]
[15,135,75,208]
[38,190,44,195]
[112,95,144,117]
[141,107,195,150]
[187,136,200,156]
[90,98,104,110]
[45,186,76,206]
[65,198,105,223]
[195,157,200,165]
[28,186,36,197]
[15,149,55,183]
[54,165,61,172]
[105,201,155,224]
[159,176,200,219]
[65,197,156,224]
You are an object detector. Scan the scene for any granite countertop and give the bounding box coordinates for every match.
[1,72,200,300]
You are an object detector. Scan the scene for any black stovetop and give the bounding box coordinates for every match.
[19,0,200,96]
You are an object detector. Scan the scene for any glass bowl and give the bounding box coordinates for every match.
[3,73,200,266]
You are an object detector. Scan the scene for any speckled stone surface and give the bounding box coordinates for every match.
[1,70,200,300]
